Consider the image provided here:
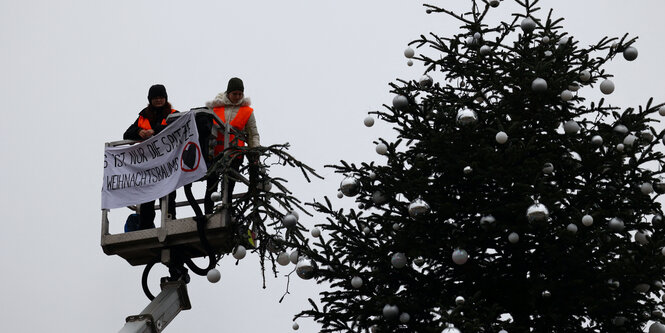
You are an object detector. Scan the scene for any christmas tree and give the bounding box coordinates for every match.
[294,0,665,332]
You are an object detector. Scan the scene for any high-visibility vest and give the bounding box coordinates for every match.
[213,106,254,156]
[137,109,177,130]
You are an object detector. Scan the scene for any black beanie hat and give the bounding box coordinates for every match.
[226,77,244,93]
[148,84,168,101]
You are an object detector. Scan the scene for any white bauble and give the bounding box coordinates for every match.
[560,90,573,102]
[456,109,478,125]
[579,70,591,81]
[623,134,637,146]
[391,252,408,269]
[508,232,519,243]
[567,223,578,233]
[311,227,321,237]
[364,116,375,127]
[520,17,536,33]
[600,79,615,95]
[474,32,481,40]
[563,120,580,135]
[363,227,370,235]
[277,252,290,266]
[641,182,654,195]
[480,45,491,55]
[408,198,431,217]
[382,304,399,319]
[582,214,593,226]
[531,78,548,92]
[542,36,550,44]
[392,95,409,110]
[623,46,638,61]
[568,81,580,92]
[496,131,508,144]
[455,296,465,305]
[649,322,665,333]
[544,51,552,57]
[463,166,473,174]
[442,324,462,333]
[616,143,625,152]
[609,217,625,232]
[526,203,549,221]
[452,249,469,265]
[376,143,388,155]
[614,124,629,134]
[233,245,247,260]
[558,36,570,46]
[351,276,363,289]
[289,250,299,264]
[207,268,221,283]
[404,47,415,58]
[399,312,411,323]
[282,214,298,228]
[591,135,603,145]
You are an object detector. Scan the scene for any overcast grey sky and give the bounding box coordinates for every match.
[1,1,664,332]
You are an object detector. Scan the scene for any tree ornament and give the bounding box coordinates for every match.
[473,32,482,40]
[659,106,665,116]
[489,0,500,7]
[609,217,625,232]
[340,176,361,196]
[640,130,654,142]
[623,46,638,61]
[614,124,629,134]
[582,214,594,226]
[233,245,247,260]
[277,252,290,266]
[391,252,408,268]
[558,36,570,46]
[520,17,536,33]
[376,143,388,155]
[399,312,411,323]
[542,36,550,44]
[600,79,615,95]
[407,60,413,66]
[296,257,317,280]
[560,90,573,101]
[392,95,409,110]
[456,109,478,125]
[544,51,553,57]
[542,163,554,174]
[267,235,284,253]
[542,290,552,298]
[480,45,491,55]
[635,231,649,245]
[649,322,665,333]
[419,74,433,88]
[289,250,299,264]
[563,120,580,135]
[455,296,465,305]
[496,131,508,144]
[463,166,473,174]
[392,223,402,231]
[210,192,222,202]
[616,143,625,152]
[527,203,549,221]
[452,249,469,265]
[580,69,591,81]
[641,183,654,195]
[336,190,343,199]
[531,78,548,91]
[567,223,578,233]
[591,135,603,145]
[568,81,580,92]
[206,268,221,283]
[364,116,375,127]
[480,215,496,226]
[404,47,415,58]
[413,257,425,266]
[442,324,462,333]
[351,276,363,289]
[623,134,637,146]
[508,232,519,243]
[408,197,430,217]
[292,322,299,330]
[372,191,388,205]
[363,227,370,235]
[383,304,399,319]
[282,213,297,228]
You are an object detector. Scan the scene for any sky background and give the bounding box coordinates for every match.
[1,0,664,332]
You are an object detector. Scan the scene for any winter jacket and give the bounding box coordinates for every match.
[206,92,260,148]
[123,107,178,140]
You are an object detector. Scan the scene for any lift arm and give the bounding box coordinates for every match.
[119,280,191,333]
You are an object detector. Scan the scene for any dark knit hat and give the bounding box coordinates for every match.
[226,77,244,93]
[148,84,168,101]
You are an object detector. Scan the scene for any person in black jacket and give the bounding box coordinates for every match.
[123,84,178,229]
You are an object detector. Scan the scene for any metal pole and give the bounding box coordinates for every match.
[119,281,191,333]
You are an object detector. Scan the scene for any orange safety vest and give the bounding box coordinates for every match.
[137,109,177,130]
[213,106,254,156]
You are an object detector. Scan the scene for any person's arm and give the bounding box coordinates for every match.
[123,117,143,140]
[246,113,260,148]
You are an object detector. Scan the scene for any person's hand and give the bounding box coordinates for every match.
[139,129,155,139]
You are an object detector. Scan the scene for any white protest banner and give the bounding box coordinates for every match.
[101,111,207,209]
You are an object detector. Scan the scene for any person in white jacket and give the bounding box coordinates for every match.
[204,77,260,213]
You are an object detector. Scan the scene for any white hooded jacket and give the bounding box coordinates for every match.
[206,92,260,148]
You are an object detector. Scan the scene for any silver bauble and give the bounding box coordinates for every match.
[292,322,299,330]
[508,232,519,243]
[531,78,548,92]
[463,166,473,174]
[496,131,508,144]
[376,143,388,155]
[391,252,408,269]
[542,162,554,174]
[582,214,594,226]
[296,257,317,280]
[364,116,375,127]
[267,235,284,253]
[383,304,399,319]
[641,182,654,195]
[210,192,222,202]
[640,130,654,142]
[635,231,649,245]
[351,276,363,288]
[579,70,591,81]
[413,257,425,266]
[567,223,578,233]
[277,252,290,266]
[311,227,321,237]
[616,143,625,152]
[207,268,221,283]
[442,324,462,333]
[392,95,409,110]
[452,249,468,265]
[591,135,603,145]
[649,322,665,333]
[623,46,638,61]
[456,109,478,125]
[623,134,637,146]
[614,124,629,134]
[526,203,549,221]
[289,250,299,264]
[407,60,413,66]
[560,90,573,101]
[408,198,430,217]
[419,74,433,88]
[233,245,247,260]
[544,50,552,57]
[404,47,415,58]
[520,17,536,33]
[609,217,625,232]
[282,214,298,228]
[479,45,491,55]
[336,191,343,199]
[340,176,360,197]
[455,296,465,305]
[473,32,481,40]
[563,120,580,135]
[399,312,411,323]
[363,227,370,235]
[600,79,615,95]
